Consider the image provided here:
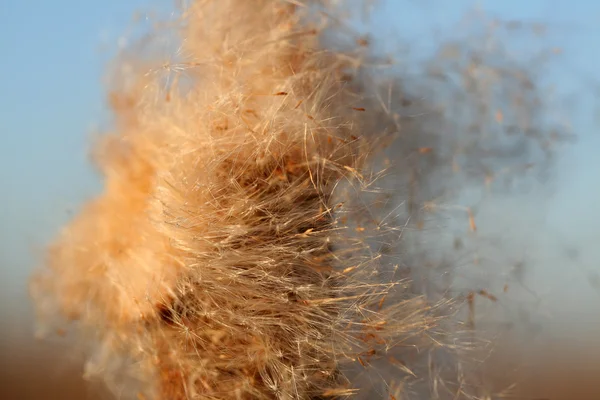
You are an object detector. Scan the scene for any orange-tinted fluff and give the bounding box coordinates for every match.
[31,1,459,399]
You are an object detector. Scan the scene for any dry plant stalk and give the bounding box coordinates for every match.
[30,1,447,399]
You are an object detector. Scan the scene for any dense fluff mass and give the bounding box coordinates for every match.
[30,1,442,399]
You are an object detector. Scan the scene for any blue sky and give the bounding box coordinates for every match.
[1,0,600,343]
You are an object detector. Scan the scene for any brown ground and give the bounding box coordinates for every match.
[4,338,600,400]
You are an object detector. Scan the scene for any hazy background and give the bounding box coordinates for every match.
[1,0,600,398]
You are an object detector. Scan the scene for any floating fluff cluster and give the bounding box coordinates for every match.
[28,0,578,398]
[30,1,457,399]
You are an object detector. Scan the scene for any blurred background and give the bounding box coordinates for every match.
[2,0,600,399]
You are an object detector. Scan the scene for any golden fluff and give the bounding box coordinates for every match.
[31,1,465,399]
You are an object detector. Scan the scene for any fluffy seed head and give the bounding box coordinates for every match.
[30,1,476,399]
